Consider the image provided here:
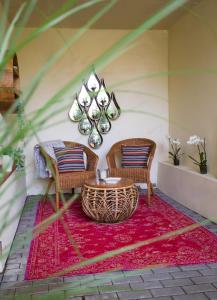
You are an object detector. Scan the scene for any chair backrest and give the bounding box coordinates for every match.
[106,138,156,168]
[40,141,98,172]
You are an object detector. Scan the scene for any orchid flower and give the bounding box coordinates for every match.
[187,135,207,168]
[168,136,183,162]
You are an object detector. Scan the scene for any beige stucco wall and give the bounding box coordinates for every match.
[158,162,217,222]
[18,28,168,195]
[168,0,217,176]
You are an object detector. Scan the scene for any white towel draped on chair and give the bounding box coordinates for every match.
[34,140,65,178]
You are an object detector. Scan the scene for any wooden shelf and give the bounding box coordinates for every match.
[0,87,20,94]
[0,102,18,113]
[0,53,20,113]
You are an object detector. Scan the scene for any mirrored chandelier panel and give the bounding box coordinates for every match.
[69,72,121,149]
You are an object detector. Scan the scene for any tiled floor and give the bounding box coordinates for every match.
[1,189,217,300]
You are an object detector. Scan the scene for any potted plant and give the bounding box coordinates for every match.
[0,145,25,172]
[168,136,183,166]
[13,147,25,170]
[187,135,207,174]
[0,145,14,172]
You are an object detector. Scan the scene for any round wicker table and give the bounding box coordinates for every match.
[81,178,138,223]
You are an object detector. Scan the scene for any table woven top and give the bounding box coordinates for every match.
[84,177,134,189]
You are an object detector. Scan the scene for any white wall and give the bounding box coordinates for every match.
[168,0,217,176]
[18,28,168,195]
[0,170,26,272]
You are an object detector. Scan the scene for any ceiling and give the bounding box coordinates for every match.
[4,0,202,30]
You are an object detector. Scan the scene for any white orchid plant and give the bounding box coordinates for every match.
[187,135,207,168]
[168,136,183,162]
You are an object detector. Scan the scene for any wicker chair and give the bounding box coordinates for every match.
[106,138,156,206]
[40,141,99,210]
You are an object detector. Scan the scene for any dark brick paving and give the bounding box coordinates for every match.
[1,189,217,299]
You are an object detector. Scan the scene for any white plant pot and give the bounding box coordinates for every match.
[2,155,13,172]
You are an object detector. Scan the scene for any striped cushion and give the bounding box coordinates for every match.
[121,145,152,168]
[54,146,85,173]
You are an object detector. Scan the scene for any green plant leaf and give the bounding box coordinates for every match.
[0,0,117,143]
[177,147,181,154]
[169,151,175,157]
[188,155,198,162]
[9,0,38,49]
[0,2,26,63]
[0,0,102,76]
[0,1,199,296]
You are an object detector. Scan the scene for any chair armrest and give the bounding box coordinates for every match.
[147,145,156,171]
[39,146,59,178]
[106,148,116,170]
[86,152,99,171]
[147,155,154,171]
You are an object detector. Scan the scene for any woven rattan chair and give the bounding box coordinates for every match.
[106,138,156,206]
[40,141,99,210]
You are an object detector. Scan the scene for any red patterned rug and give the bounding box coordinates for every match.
[25,195,217,280]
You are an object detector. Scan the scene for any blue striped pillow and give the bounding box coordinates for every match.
[54,146,85,173]
[121,145,152,168]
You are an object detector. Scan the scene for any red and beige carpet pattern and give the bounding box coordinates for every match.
[25,195,217,280]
